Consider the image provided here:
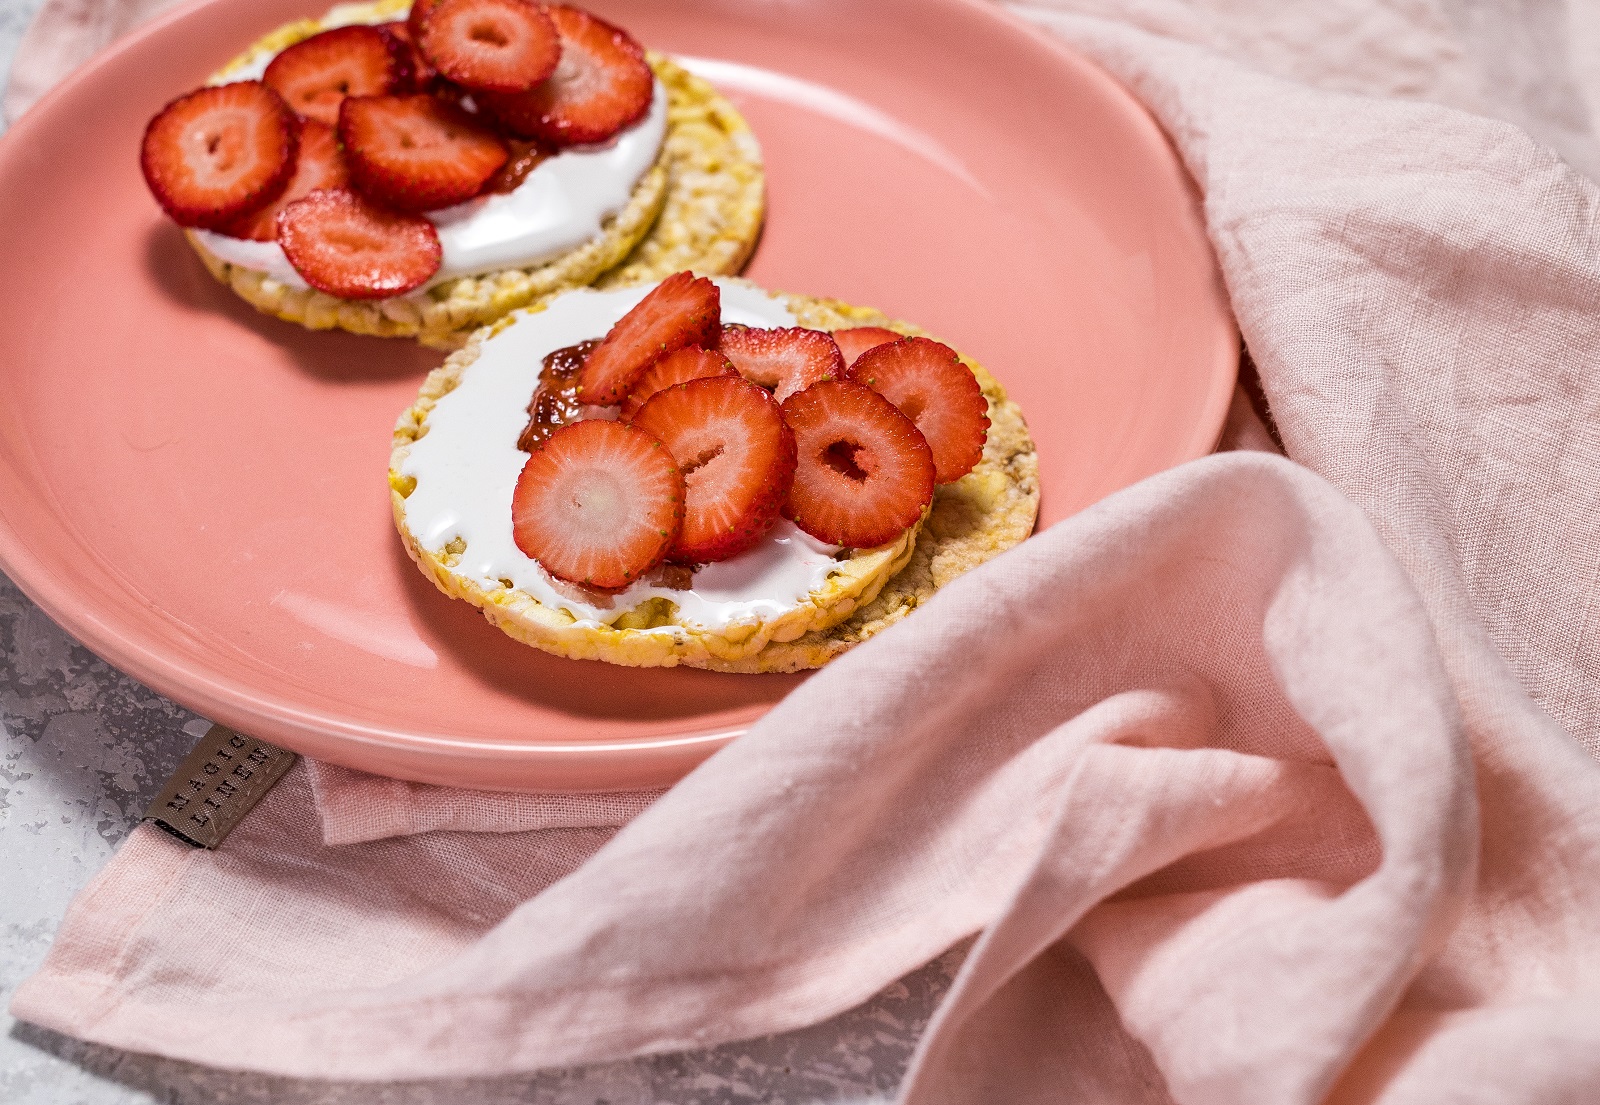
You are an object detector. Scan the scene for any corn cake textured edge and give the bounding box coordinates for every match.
[388,280,1040,671]
[185,1,766,349]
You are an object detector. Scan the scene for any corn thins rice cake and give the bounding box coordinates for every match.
[389,279,1040,671]
[185,0,765,349]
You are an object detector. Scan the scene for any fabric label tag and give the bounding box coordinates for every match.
[143,724,296,849]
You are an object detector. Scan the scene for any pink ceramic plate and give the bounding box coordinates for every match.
[0,0,1236,790]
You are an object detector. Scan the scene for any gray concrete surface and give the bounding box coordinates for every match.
[0,3,947,1098]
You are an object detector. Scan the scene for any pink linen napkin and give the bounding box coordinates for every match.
[16,449,1600,1104]
[11,1,1600,1102]
[304,760,663,844]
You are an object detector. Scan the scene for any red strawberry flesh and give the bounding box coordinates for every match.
[478,4,653,146]
[848,337,990,484]
[579,273,722,405]
[781,380,934,548]
[277,187,441,298]
[407,0,445,39]
[719,326,845,404]
[619,345,737,421]
[420,0,560,93]
[379,21,441,93]
[218,118,347,241]
[339,93,508,212]
[511,419,684,590]
[264,25,402,126]
[632,377,797,563]
[140,81,298,230]
[832,326,901,369]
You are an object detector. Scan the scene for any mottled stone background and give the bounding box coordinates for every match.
[0,2,949,1097]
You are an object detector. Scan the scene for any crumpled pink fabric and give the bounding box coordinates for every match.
[12,1,1600,1102]
[304,760,664,845]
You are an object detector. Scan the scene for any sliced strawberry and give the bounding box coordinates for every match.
[420,0,560,93]
[338,93,507,211]
[407,0,445,39]
[719,326,845,404]
[512,419,684,589]
[579,273,721,405]
[832,326,901,369]
[477,4,653,146]
[140,82,298,230]
[263,25,402,126]
[277,187,441,298]
[619,345,737,421]
[849,337,990,484]
[632,377,797,563]
[379,21,440,93]
[781,380,934,548]
[217,119,347,241]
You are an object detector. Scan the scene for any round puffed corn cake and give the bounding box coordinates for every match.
[388,279,1040,672]
[187,0,765,349]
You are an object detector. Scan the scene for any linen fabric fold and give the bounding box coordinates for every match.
[23,452,1597,1105]
[10,0,1600,1101]
[2,0,170,124]
[304,761,663,845]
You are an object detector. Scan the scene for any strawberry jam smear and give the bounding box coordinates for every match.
[518,338,603,451]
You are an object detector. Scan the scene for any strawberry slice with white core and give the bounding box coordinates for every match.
[848,337,990,484]
[277,187,441,298]
[781,380,934,548]
[832,326,901,369]
[338,93,508,211]
[219,118,348,241]
[512,419,684,589]
[420,0,560,93]
[140,82,298,230]
[264,25,403,126]
[477,4,653,146]
[579,272,721,405]
[632,377,797,563]
[619,345,737,421]
[719,326,846,404]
